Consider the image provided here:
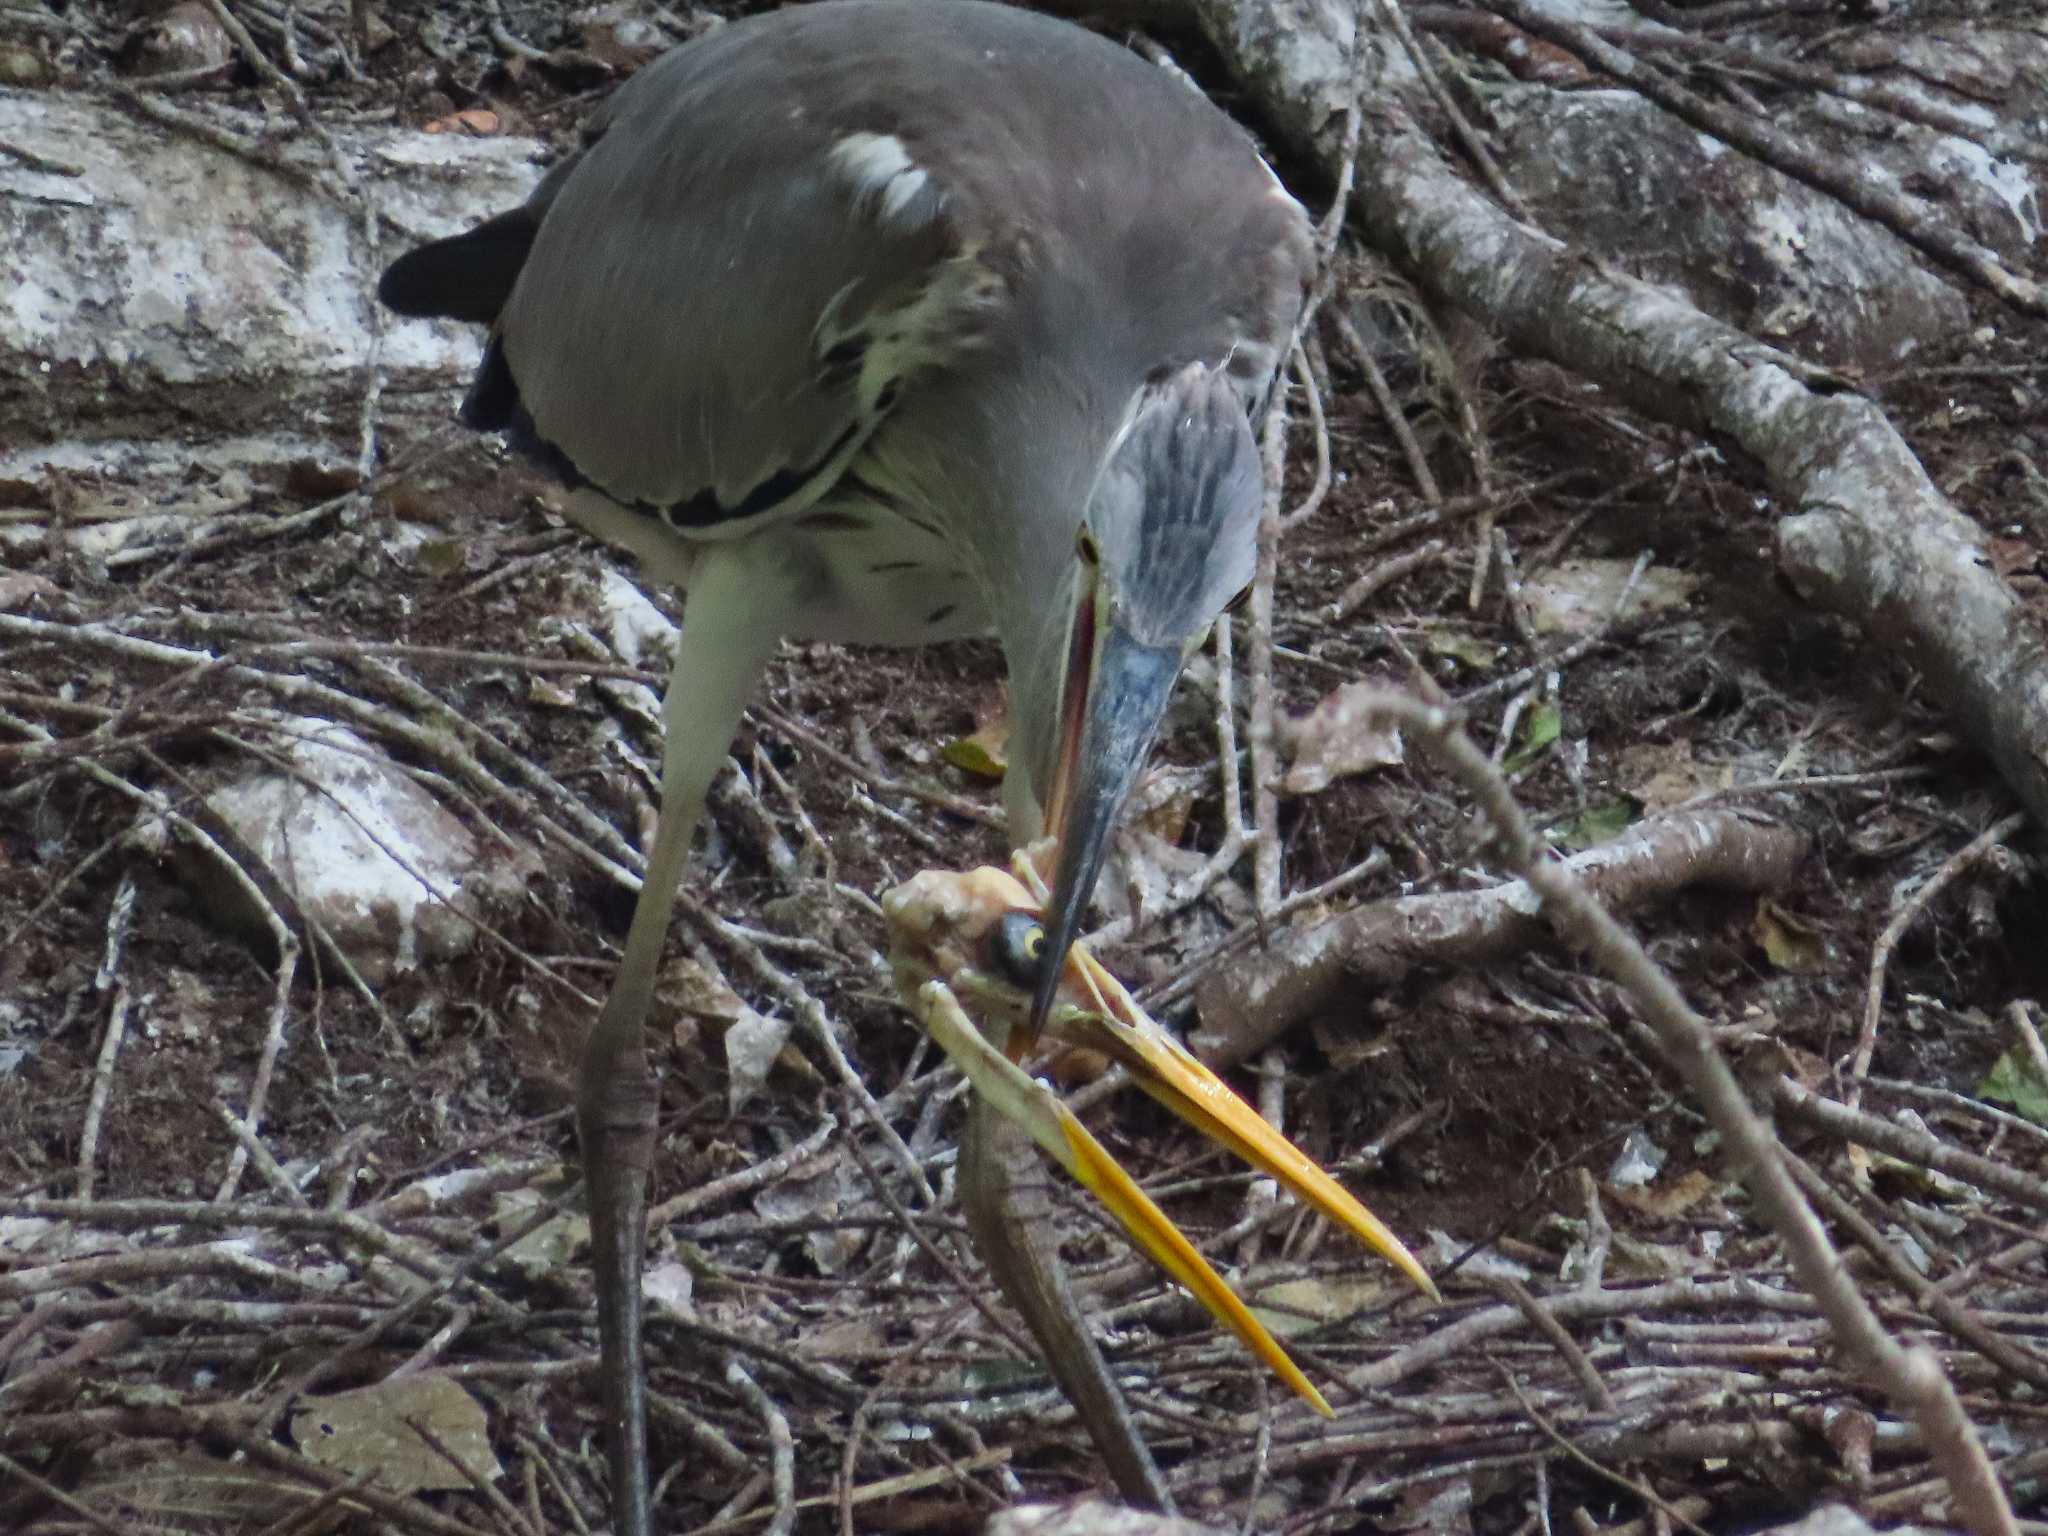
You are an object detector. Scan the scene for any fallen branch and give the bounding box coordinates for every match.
[1771,1079,2048,1217]
[1192,0,2048,830]
[1194,808,1807,1065]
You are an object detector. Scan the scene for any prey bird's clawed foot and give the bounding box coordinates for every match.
[885,860,1438,1420]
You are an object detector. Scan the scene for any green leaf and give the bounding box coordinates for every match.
[1423,625,1500,671]
[941,707,1010,780]
[1502,702,1562,774]
[1980,1049,2048,1126]
[1554,799,1635,850]
[940,733,1007,779]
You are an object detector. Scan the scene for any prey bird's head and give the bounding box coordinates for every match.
[881,858,1438,1415]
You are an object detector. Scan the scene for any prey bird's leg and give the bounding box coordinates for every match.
[578,545,778,1536]
[961,1095,1176,1512]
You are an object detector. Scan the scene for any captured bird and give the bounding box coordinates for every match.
[380,0,1430,1524]
[884,859,1437,1410]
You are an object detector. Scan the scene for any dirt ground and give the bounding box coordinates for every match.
[4,2,2048,1534]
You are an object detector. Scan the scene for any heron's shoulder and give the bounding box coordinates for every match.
[586,2,1294,252]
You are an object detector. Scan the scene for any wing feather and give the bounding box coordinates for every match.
[497,30,966,530]
[383,0,1313,539]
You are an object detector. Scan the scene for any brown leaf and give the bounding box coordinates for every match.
[1281,679,1405,795]
[574,7,668,71]
[423,108,502,137]
[1605,1169,1716,1220]
[660,955,746,1023]
[1754,900,1826,973]
[1616,739,1721,811]
[292,1376,500,1493]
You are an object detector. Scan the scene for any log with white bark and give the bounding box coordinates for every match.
[1192,0,2048,831]
[0,86,537,471]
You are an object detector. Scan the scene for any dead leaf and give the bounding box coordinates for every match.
[292,1375,500,1494]
[661,955,746,1023]
[1280,679,1405,795]
[1388,1475,1475,1536]
[1608,1233,1705,1278]
[1096,827,1206,925]
[752,1162,865,1274]
[574,7,667,70]
[1248,1274,1395,1337]
[644,1259,695,1320]
[1606,1169,1716,1220]
[1311,1015,1397,1073]
[0,572,61,612]
[805,1316,887,1359]
[423,108,502,136]
[1422,625,1500,671]
[491,1189,587,1279]
[1427,1230,1530,1281]
[725,1007,792,1114]
[1754,901,1826,972]
[412,536,466,576]
[1124,763,1204,842]
[1522,559,1699,636]
[1616,739,1721,810]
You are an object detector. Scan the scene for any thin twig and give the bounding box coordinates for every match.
[1851,812,2026,1109]
[1496,1367,1708,1536]
[1772,1078,2048,1216]
[1492,1277,1615,1413]
[77,875,137,1201]
[724,1360,797,1536]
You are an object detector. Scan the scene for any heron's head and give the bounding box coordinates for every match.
[1020,360,1261,1041]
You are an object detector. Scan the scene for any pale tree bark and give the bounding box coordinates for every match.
[1189,0,2048,829]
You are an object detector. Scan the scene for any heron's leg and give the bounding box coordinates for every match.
[961,1093,1175,1511]
[579,545,777,1536]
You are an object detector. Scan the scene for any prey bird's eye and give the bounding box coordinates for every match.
[992,910,1050,988]
[1076,528,1101,567]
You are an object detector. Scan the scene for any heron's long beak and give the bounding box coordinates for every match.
[1032,617,1180,1041]
[1023,615,1436,1296]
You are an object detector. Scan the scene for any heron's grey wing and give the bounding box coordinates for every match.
[496,38,980,531]
[380,31,975,531]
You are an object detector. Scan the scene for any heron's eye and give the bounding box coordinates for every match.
[991,910,1049,988]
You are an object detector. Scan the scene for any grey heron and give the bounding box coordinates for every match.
[379,3,1432,1525]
